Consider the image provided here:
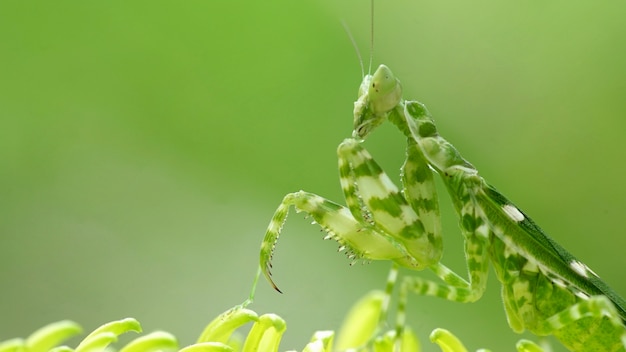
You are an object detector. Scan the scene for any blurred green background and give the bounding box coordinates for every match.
[1,1,625,351]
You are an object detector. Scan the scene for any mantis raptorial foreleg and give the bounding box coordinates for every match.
[261,137,444,293]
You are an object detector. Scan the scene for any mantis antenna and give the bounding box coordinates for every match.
[341,21,365,78]
[342,0,375,77]
[368,0,374,74]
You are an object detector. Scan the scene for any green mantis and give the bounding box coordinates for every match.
[258,64,626,351]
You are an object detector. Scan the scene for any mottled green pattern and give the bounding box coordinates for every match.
[258,64,626,351]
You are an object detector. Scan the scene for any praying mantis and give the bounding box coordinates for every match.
[245,2,626,349]
[256,62,626,352]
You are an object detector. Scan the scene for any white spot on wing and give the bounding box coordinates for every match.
[574,290,590,300]
[502,204,524,222]
[585,264,600,278]
[552,278,567,288]
[570,260,590,278]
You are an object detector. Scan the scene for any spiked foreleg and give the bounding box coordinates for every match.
[259,191,416,292]
[337,138,443,270]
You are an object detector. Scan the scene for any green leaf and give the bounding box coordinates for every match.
[197,308,258,344]
[75,318,141,352]
[241,314,286,352]
[302,331,333,352]
[75,332,117,352]
[179,342,234,352]
[335,290,385,350]
[25,320,82,352]
[119,331,178,352]
[515,339,545,352]
[48,346,74,352]
[429,328,470,352]
[0,338,25,352]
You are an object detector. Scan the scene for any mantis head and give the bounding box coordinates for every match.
[353,64,402,140]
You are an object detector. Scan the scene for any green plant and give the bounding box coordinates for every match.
[0,290,550,352]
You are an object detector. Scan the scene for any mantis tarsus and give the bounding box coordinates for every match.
[256,64,626,351]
